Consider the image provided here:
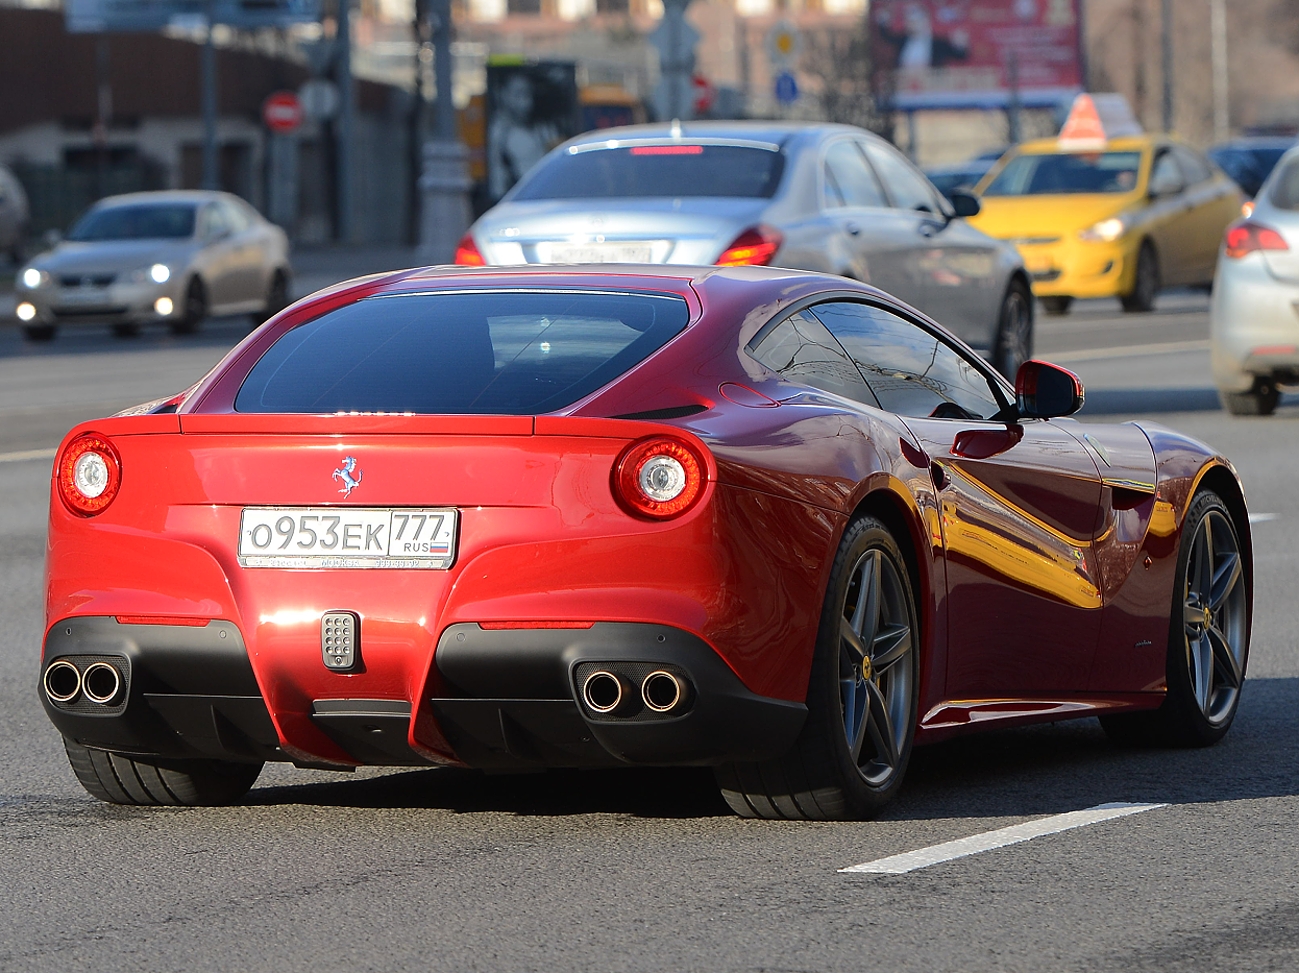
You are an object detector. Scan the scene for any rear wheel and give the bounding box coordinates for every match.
[255,269,290,325]
[1221,377,1279,416]
[1040,296,1073,316]
[1121,241,1159,313]
[21,324,55,342]
[1101,491,1249,747]
[64,738,262,806]
[170,277,207,335]
[992,278,1034,380]
[715,517,918,819]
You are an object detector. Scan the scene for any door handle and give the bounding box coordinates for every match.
[918,222,938,238]
[845,221,861,236]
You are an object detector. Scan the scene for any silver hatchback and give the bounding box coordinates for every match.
[458,122,1032,376]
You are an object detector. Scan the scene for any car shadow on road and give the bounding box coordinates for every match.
[244,677,1299,821]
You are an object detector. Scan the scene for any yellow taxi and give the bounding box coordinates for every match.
[969,125,1242,315]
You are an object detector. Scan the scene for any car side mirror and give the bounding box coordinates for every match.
[1015,360,1085,418]
[949,190,981,218]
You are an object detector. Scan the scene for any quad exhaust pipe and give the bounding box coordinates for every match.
[43,659,123,706]
[43,660,81,704]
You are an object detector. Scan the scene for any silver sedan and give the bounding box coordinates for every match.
[14,190,290,341]
[1211,145,1299,414]
[458,122,1033,376]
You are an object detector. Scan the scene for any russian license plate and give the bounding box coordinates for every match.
[57,288,109,306]
[238,507,458,569]
[546,243,653,263]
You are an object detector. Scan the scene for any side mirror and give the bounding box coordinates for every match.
[1015,360,1085,418]
[949,190,981,218]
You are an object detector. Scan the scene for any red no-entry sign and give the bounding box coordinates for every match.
[262,91,304,133]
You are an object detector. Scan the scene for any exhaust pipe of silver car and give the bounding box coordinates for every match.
[43,660,82,704]
[641,670,686,714]
[81,662,122,705]
[581,669,629,714]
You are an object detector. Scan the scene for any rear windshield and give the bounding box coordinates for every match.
[1269,156,1299,210]
[235,290,690,415]
[982,151,1143,196]
[511,145,785,200]
[68,204,196,241]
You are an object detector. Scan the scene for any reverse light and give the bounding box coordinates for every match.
[1079,217,1127,242]
[57,434,122,516]
[1225,221,1290,259]
[612,436,707,519]
[716,226,783,267]
[454,233,486,266]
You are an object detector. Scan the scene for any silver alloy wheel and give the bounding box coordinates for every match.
[838,547,914,786]
[1182,508,1247,725]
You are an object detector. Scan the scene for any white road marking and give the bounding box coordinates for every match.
[840,802,1168,875]
[0,447,57,464]
[1044,339,1210,363]
[1249,513,1278,524]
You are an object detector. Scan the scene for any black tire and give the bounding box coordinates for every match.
[1120,241,1159,313]
[1040,296,1073,316]
[1100,490,1249,748]
[170,277,207,335]
[21,324,55,342]
[714,517,919,820]
[1221,377,1279,416]
[255,269,290,325]
[111,323,140,338]
[64,738,262,806]
[992,278,1034,380]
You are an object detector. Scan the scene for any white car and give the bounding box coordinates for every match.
[14,190,290,342]
[1211,146,1299,414]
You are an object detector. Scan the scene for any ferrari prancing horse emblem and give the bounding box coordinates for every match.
[332,456,363,497]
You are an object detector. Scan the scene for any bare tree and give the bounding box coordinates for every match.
[800,18,895,143]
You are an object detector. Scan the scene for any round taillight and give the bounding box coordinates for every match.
[57,434,122,516]
[612,436,707,520]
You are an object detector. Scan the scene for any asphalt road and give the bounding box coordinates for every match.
[2,290,1297,972]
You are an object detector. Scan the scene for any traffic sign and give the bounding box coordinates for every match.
[774,71,799,106]
[765,20,801,66]
[263,91,304,133]
[692,74,716,116]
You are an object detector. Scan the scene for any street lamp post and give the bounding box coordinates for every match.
[1211,0,1229,143]
[417,0,471,263]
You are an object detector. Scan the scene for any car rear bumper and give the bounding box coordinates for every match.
[41,617,808,770]
[1210,254,1299,391]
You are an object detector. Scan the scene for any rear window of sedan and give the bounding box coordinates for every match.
[68,204,196,241]
[235,290,690,415]
[982,151,1143,196]
[1269,156,1299,210]
[512,144,785,200]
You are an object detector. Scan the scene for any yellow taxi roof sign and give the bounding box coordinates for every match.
[1058,93,1142,151]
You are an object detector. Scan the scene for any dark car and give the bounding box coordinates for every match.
[1208,137,1296,198]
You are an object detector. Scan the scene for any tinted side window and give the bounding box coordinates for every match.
[1149,151,1185,196]
[749,311,878,406]
[823,141,887,208]
[222,200,253,233]
[1173,147,1212,186]
[810,302,1003,420]
[861,141,940,213]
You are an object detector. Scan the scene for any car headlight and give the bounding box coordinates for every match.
[127,263,171,284]
[1079,217,1128,243]
[20,268,49,289]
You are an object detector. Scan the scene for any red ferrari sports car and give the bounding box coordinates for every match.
[41,265,1252,818]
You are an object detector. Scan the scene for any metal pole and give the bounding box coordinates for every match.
[201,0,218,190]
[1211,0,1228,143]
[417,0,471,262]
[336,0,354,243]
[1160,0,1173,133]
[1006,51,1021,145]
[432,0,455,140]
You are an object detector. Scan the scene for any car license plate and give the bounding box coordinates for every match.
[238,507,458,569]
[58,288,109,306]
[546,243,653,263]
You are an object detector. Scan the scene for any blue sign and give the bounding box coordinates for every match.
[774,71,799,105]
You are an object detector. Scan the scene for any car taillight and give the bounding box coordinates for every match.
[57,434,122,516]
[716,226,783,267]
[454,233,486,266]
[1224,221,1290,259]
[612,436,707,520]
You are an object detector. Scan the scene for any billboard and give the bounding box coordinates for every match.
[872,0,1083,111]
[66,0,320,33]
[485,60,579,203]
